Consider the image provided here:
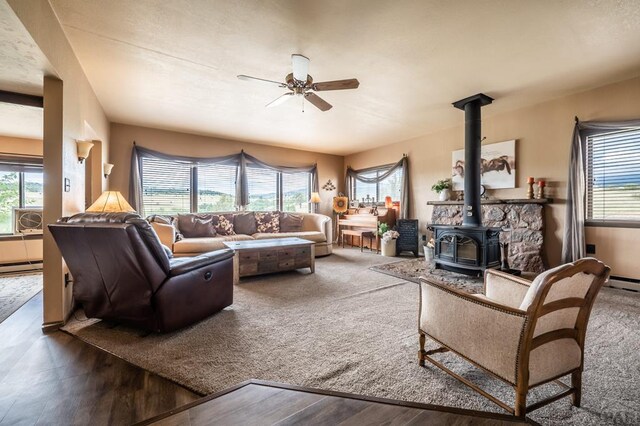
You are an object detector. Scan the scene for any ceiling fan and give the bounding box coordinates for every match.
[237,54,360,112]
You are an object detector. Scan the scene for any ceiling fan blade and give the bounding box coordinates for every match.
[312,79,360,91]
[266,92,294,108]
[304,92,332,111]
[237,74,286,87]
[291,54,309,82]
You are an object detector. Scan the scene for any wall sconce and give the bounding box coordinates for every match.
[103,163,114,178]
[76,140,94,163]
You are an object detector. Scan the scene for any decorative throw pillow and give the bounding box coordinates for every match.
[234,212,257,235]
[176,214,216,238]
[279,212,303,233]
[255,211,280,233]
[148,214,183,241]
[211,214,236,236]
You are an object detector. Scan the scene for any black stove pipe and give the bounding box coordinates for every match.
[452,93,494,227]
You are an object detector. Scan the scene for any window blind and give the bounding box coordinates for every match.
[282,172,311,212]
[197,164,236,212]
[246,167,278,211]
[586,128,640,222]
[141,157,191,216]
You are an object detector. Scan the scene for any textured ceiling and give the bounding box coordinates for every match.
[50,0,640,155]
[0,0,52,139]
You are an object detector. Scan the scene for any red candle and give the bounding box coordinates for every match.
[527,177,535,184]
[538,180,546,187]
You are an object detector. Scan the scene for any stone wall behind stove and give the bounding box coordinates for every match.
[429,200,550,272]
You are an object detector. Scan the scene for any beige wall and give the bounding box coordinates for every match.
[8,0,110,326]
[0,135,43,156]
[345,76,640,279]
[0,136,43,264]
[109,123,344,217]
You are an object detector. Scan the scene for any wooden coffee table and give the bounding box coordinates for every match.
[223,238,315,284]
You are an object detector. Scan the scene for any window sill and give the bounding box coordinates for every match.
[0,234,43,241]
[585,221,640,229]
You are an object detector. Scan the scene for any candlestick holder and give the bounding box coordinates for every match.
[527,181,534,199]
[536,185,546,199]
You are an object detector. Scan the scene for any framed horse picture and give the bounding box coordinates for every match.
[451,139,516,190]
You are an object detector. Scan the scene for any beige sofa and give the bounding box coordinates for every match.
[151,212,332,257]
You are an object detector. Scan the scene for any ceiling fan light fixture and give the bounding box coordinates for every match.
[238,53,359,112]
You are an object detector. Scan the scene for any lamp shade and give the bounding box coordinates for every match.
[86,191,136,213]
[103,163,114,177]
[76,140,94,163]
[309,192,322,203]
[384,196,393,208]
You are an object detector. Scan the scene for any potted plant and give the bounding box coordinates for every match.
[431,178,452,201]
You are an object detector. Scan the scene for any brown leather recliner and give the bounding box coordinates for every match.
[49,212,234,332]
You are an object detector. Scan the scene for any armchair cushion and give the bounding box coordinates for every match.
[529,338,582,386]
[519,262,594,311]
[420,278,527,384]
[484,269,531,309]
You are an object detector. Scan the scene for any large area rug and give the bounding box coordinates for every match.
[0,272,42,323]
[63,249,640,425]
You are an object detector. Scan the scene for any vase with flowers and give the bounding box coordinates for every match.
[380,228,400,257]
[431,178,452,201]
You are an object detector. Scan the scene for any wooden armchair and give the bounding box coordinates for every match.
[418,258,610,417]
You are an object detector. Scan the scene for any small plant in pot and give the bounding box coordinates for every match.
[431,178,452,201]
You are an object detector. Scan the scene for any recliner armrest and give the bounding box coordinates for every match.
[169,248,235,276]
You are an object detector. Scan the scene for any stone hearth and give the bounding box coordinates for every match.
[428,199,551,272]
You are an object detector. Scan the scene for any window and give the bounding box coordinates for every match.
[198,164,236,212]
[282,172,311,213]
[141,157,191,216]
[353,165,403,203]
[0,159,43,235]
[139,155,313,215]
[246,167,278,211]
[586,128,640,223]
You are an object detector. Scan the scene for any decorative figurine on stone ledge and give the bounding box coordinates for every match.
[536,180,546,199]
[527,177,535,199]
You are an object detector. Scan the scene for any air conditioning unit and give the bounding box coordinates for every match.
[13,208,43,234]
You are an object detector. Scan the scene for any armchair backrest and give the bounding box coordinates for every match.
[49,212,172,321]
[517,258,610,382]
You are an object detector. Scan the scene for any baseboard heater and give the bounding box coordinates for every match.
[0,261,43,274]
[607,275,640,292]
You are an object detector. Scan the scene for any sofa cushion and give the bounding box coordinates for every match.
[176,214,216,238]
[280,212,303,232]
[234,212,257,235]
[255,211,280,233]
[173,234,254,254]
[211,214,236,236]
[148,214,183,241]
[252,231,326,243]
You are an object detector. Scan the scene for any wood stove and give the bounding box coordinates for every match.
[431,93,501,276]
[430,224,501,276]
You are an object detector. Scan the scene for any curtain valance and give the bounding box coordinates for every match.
[345,156,410,219]
[562,118,640,263]
[129,144,318,212]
